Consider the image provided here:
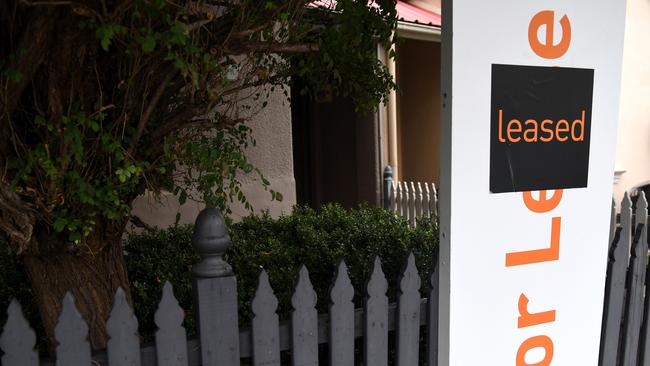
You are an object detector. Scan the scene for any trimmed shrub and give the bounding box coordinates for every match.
[0,204,438,343]
[0,235,41,336]
[228,204,437,322]
[124,223,198,338]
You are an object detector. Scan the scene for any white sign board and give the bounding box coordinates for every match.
[438,1,627,365]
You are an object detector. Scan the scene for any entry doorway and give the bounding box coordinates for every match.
[291,81,381,209]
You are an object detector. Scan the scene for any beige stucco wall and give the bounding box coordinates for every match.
[613,0,650,204]
[130,87,296,228]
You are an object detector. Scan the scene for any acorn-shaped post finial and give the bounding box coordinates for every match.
[192,208,233,278]
[383,165,394,209]
[384,165,393,181]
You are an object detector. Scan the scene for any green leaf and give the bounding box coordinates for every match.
[141,35,156,53]
[3,68,22,83]
[88,120,100,132]
[168,22,188,45]
[178,190,187,205]
[95,23,126,51]
[98,29,113,51]
[53,217,68,232]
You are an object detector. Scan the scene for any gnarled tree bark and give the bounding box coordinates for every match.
[22,223,130,351]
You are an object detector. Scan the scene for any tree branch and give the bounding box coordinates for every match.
[130,70,177,153]
[150,106,202,142]
[18,0,72,6]
[240,41,319,53]
[229,21,275,39]
[129,215,153,231]
[0,6,58,122]
[220,74,288,98]
[0,183,37,254]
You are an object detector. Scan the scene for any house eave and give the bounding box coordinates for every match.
[396,21,441,42]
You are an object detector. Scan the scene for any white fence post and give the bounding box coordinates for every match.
[192,208,240,366]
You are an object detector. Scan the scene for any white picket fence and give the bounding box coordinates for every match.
[3,187,648,366]
[383,165,438,227]
[0,208,439,366]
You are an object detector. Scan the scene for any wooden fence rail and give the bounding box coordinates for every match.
[383,165,438,227]
[1,192,648,365]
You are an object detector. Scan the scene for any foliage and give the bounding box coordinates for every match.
[125,204,437,337]
[0,0,397,252]
[124,223,198,338]
[229,204,437,319]
[0,205,437,342]
[0,235,40,334]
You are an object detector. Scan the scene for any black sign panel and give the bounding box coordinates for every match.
[490,64,594,193]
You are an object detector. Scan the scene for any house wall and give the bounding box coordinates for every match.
[396,38,442,186]
[613,0,650,204]
[130,88,297,227]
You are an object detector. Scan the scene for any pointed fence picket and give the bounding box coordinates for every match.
[4,192,650,366]
[423,183,432,218]
[291,265,318,366]
[401,182,410,223]
[329,261,355,366]
[409,182,417,227]
[598,192,650,366]
[383,165,438,227]
[397,253,421,366]
[364,257,388,366]
[0,300,38,366]
[641,253,650,366]
[107,288,141,366]
[600,194,633,366]
[252,270,281,366]
[55,293,91,366]
[154,282,188,366]
[621,193,648,366]
[426,261,439,366]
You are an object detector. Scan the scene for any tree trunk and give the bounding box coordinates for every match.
[22,232,131,352]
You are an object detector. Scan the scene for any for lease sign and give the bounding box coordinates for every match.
[438,1,627,365]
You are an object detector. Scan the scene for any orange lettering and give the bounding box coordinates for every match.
[555,120,569,142]
[508,119,523,142]
[506,217,561,266]
[540,120,554,142]
[523,190,563,213]
[528,11,571,59]
[516,335,554,366]
[524,120,539,142]
[499,109,506,142]
[572,110,585,141]
[518,294,556,328]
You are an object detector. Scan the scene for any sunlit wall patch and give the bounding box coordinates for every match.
[489,64,594,193]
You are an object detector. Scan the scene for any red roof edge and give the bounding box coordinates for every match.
[396,1,441,27]
[309,1,441,28]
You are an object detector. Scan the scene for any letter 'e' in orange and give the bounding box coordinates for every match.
[523,190,563,213]
[528,11,571,59]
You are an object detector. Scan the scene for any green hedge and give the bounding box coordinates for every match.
[0,235,40,337]
[1,204,438,343]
